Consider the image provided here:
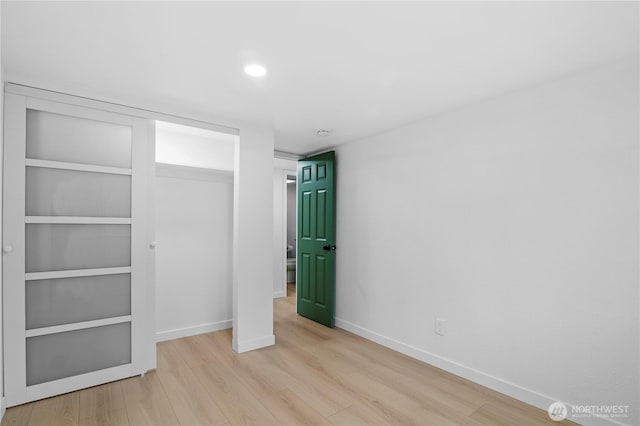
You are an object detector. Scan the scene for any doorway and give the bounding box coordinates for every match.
[285,173,297,298]
[154,121,235,342]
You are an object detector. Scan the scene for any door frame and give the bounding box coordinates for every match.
[281,169,297,297]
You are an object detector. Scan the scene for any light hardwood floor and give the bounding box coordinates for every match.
[2,282,576,426]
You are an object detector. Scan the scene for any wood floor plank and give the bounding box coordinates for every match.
[29,392,79,426]
[156,340,183,373]
[327,402,390,426]
[1,402,34,426]
[255,346,355,416]
[363,360,485,416]
[228,358,294,400]
[170,334,219,370]
[120,374,166,403]
[156,362,229,426]
[470,402,553,426]
[122,400,177,426]
[276,350,367,417]
[260,388,332,426]
[340,370,457,425]
[193,362,279,425]
[120,374,178,426]
[470,398,579,426]
[200,330,240,369]
[78,381,126,421]
[302,341,366,374]
[324,334,441,382]
[76,408,129,426]
[287,380,352,418]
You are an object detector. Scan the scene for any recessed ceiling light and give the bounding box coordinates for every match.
[316,129,331,137]
[244,64,267,77]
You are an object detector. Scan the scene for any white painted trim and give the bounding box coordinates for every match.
[335,317,623,426]
[0,51,5,422]
[25,266,131,281]
[234,334,276,354]
[26,216,131,224]
[26,97,135,127]
[26,315,131,338]
[274,150,302,161]
[142,119,157,372]
[281,170,289,297]
[130,117,154,374]
[3,93,28,403]
[273,290,285,299]
[282,168,297,298]
[26,158,132,175]
[156,162,233,182]
[15,364,139,408]
[156,319,232,342]
[303,147,337,159]
[6,83,239,136]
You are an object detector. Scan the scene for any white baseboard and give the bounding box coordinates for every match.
[233,334,275,353]
[1,397,5,421]
[156,319,232,342]
[334,317,624,426]
[273,290,285,298]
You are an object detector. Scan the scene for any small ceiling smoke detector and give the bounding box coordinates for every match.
[316,129,331,137]
[244,64,267,77]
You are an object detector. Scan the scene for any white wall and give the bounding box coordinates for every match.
[273,158,297,298]
[155,165,233,341]
[335,57,639,426]
[233,126,276,353]
[156,121,235,171]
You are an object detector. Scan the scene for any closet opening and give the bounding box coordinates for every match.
[154,120,235,342]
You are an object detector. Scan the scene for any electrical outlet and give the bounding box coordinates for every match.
[435,318,446,336]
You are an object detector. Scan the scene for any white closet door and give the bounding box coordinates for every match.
[3,93,154,406]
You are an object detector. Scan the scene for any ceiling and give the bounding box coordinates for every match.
[2,1,638,155]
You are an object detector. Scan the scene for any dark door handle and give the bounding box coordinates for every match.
[322,245,337,251]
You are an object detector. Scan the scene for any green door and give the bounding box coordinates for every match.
[297,151,336,327]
